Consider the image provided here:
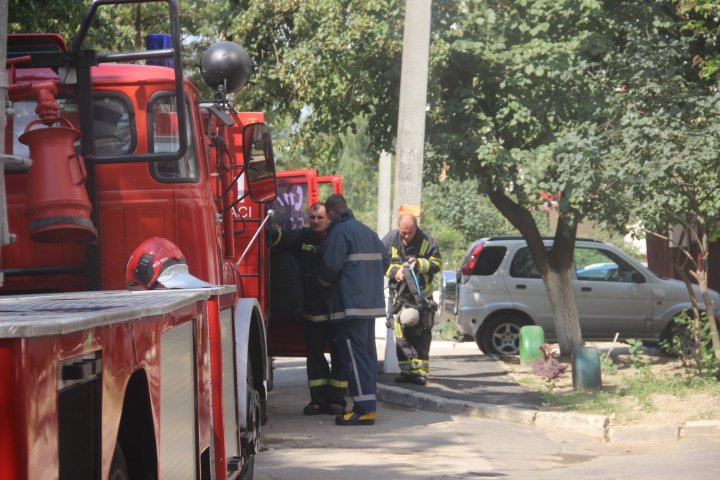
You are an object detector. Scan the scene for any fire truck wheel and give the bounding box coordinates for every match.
[240,457,255,480]
[241,357,260,480]
[266,355,274,392]
[109,444,130,480]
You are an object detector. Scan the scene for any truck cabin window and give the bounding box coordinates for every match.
[270,179,310,230]
[9,96,134,168]
[92,96,133,155]
[148,94,198,182]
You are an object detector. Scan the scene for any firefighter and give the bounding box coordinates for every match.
[319,194,389,426]
[125,236,214,289]
[382,214,441,385]
[271,203,348,416]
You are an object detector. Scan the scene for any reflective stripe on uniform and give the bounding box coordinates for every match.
[308,378,330,387]
[345,307,385,317]
[393,317,404,339]
[329,378,348,388]
[400,359,429,376]
[419,272,433,296]
[330,307,386,320]
[354,394,376,402]
[304,313,330,322]
[419,239,429,256]
[346,338,364,397]
[347,252,383,262]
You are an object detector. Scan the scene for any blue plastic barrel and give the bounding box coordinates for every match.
[572,346,602,390]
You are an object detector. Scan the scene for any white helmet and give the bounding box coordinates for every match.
[399,307,420,327]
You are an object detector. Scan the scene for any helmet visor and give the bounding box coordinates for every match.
[157,264,214,289]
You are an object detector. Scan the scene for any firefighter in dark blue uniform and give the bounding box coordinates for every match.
[382,213,441,385]
[272,203,348,415]
[319,194,389,426]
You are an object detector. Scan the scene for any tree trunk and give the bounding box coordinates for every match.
[544,268,584,355]
[670,219,720,365]
[675,262,704,369]
[695,223,720,361]
[697,270,720,361]
[135,5,143,51]
[486,188,584,356]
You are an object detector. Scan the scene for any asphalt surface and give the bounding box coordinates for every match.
[373,333,720,444]
[378,348,543,411]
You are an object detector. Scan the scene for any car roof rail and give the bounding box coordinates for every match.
[483,236,526,241]
[482,236,602,243]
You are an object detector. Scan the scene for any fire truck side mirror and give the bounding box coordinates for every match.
[243,123,277,204]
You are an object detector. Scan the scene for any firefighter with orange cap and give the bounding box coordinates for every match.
[382,213,441,385]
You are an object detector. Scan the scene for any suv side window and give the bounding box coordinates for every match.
[574,247,644,283]
[510,247,541,278]
[473,246,507,275]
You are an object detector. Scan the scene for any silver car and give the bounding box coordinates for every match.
[440,237,720,355]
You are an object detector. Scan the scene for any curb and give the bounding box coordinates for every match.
[377,383,720,443]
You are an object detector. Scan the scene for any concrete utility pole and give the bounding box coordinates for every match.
[392,0,432,225]
[376,151,392,238]
[383,0,433,375]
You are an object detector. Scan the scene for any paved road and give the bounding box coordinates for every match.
[256,346,720,480]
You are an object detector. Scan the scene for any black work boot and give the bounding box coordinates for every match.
[302,403,328,415]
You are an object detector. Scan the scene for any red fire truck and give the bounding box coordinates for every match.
[0,1,283,479]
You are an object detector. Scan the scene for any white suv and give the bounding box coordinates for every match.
[440,237,720,355]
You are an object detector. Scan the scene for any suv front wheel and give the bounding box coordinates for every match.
[477,315,530,355]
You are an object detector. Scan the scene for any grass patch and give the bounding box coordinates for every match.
[502,343,720,424]
[534,369,720,416]
[689,410,719,421]
[538,389,620,415]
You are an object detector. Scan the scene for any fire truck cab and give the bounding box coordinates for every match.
[0,1,280,479]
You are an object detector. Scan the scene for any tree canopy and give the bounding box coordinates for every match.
[422,0,718,353]
[225,0,405,168]
[7,1,719,355]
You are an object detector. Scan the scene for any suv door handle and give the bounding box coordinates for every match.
[515,284,527,290]
[581,286,592,292]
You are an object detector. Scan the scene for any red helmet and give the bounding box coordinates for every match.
[126,237,212,290]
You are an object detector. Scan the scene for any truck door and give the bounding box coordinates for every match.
[266,170,318,356]
[265,171,343,357]
[317,175,343,202]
